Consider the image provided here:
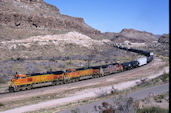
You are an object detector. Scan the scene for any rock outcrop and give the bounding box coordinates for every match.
[0,0,158,43]
[0,0,169,81]
[108,29,157,43]
[158,34,169,44]
[0,0,100,41]
[0,12,99,34]
[118,29,157,42]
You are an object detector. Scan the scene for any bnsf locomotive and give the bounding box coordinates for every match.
[8,63,123,92]
[8,46,153,92]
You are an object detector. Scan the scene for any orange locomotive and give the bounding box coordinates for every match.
[8,71,64,92]
[8,63,123,92]
[64,68,94,81]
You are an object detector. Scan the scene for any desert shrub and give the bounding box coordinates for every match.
[0,103,4,106]
[93,96,136,113]
[66,60,72,66]
[0,77,5,83]
[58,63,65,69]
[24,63,40,74]
[16,57,24,62]
[157,94,165,100]
[137,106,168,113]
[49,58,56,62]
[32,96,41,100]
[82,100,88,103]
[160,73,169,82]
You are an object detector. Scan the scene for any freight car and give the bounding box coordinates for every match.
[121,62,132,70]
[147,52,154,63]
[136,57,147,66]
[126,48,151,56]
[121,60,139,71]
[130,61,139,68]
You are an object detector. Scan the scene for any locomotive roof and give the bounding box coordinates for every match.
[128,48,150,56]
[28,71,64,76]
[75,67,91,71]
[65,67,92,72]
[121,61,138,65]
[121,61,133,65]
[90,65,101,69]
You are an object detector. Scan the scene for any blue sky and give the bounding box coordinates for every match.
[44,0,169,34]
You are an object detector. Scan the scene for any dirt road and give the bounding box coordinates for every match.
[59,83,169,113]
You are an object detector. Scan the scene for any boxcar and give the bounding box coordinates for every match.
[147,55,153,63]
[121,62,132,70]
[130,61,139,68]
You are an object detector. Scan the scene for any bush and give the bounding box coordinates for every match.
[137,106,168,113]
[160,73,169,82]
[0,77,5,83]
[0,103,4,106]
[158,94,165,100]
[82,100,88,103]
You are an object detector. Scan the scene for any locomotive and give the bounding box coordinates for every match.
[8,46,153,92]
[8,63,123,92]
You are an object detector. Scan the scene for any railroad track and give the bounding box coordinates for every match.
[0,57,167,104]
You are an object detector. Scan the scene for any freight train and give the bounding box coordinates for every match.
[8,45,154,92]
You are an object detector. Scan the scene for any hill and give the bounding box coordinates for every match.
[0,0,168,81]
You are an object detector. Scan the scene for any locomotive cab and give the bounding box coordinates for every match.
[9,73,27,92]
[66,69,76,73]
[11,74,27,81]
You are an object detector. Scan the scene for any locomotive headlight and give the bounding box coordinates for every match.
[8,81,12,86]
[8,81,14,86]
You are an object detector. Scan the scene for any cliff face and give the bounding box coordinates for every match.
[0,12,95,32]
[0,0,158,42]
[0,0,100,41]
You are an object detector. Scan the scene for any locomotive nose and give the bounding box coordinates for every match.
[8,81,12,86]
[11,79,15,82]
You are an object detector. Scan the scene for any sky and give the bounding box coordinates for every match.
[44,0,169,35]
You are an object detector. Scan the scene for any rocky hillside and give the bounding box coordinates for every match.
[110,29,157,43]
[0,31,138,80]
[0,0,100,41]
[158,34,169,44]
[137,33,169,58]
[0,31,111,60]
[0,0,168,81]
[0,0,159,42]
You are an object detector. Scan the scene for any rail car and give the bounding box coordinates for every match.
[8,45,154,92]
[113,45,152,57]
[136,57,147,66]
[147,54,153,63]
[121,60,139,71]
